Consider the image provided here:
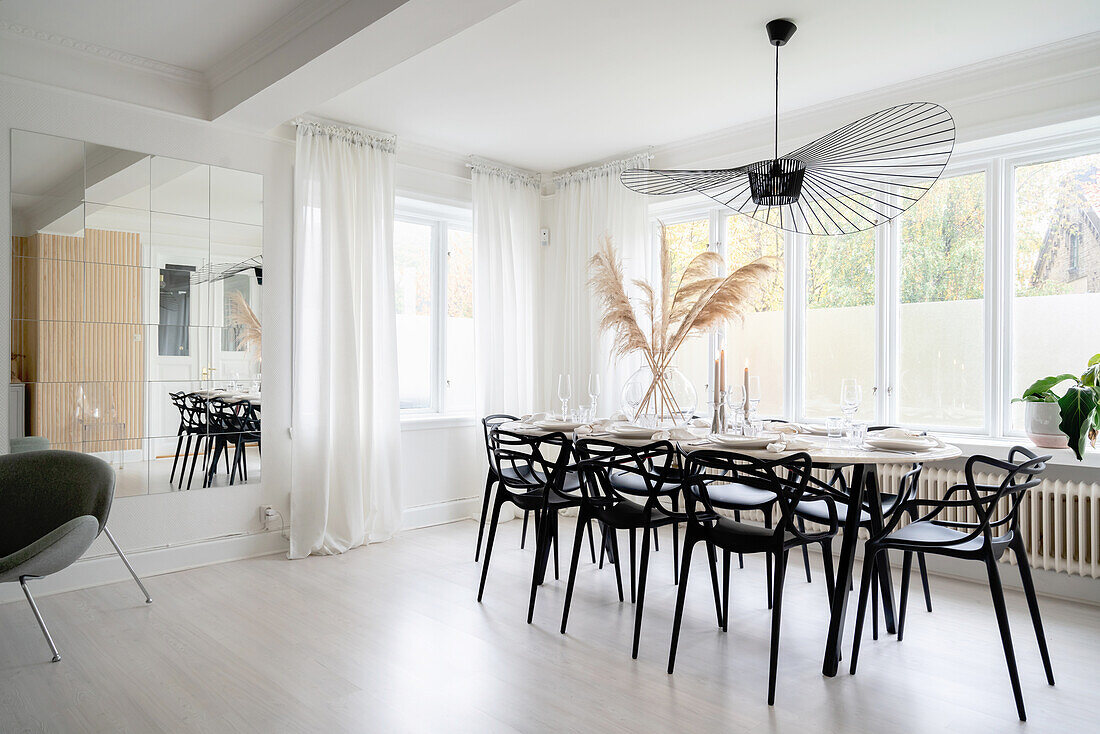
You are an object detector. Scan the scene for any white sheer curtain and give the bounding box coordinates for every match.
[472,160,541,416]
[289,120,402,558]
[539,153,650,414]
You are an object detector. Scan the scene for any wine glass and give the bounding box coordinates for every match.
[587,373,601,421]
[726,385,746,434]
[840,378,862,426]
[747,376,762,420]
[557,374,572,420]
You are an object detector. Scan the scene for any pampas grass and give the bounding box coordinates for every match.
[228,291,262,364]
[588,225,776,419]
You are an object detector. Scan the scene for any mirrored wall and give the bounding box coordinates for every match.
[10,130,263,497]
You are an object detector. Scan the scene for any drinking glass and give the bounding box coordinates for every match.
[747,376,762,421]
[588,373,601,420]
[825,416,844,441]
[840,378,862,425]
[557,374,572,420]
[848,421,869,448]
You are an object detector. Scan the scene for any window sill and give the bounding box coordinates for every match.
[399,413,477,432]
[924,434,1099,469]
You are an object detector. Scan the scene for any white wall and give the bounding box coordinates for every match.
[0,79,488,603]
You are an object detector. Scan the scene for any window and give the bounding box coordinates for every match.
[661,217,711,401]
[158,265,193,356]
[725,215,784,416]
[804,231,876,421]
[1010,152,1100,431]
[394,201,474,414]
[898,172,986,429]
[221,274,250,351]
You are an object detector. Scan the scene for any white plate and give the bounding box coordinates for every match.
[864,435,940,451]
[707,433,775,449]
[606,424,657,439]
[534,420,585,431]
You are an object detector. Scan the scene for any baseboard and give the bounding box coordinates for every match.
[0,529,288,605]
[402,496,481,530]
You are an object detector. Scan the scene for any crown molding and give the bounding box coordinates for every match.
[651,31,1100,170]
[0,19,205,87]
[205,0,348,88]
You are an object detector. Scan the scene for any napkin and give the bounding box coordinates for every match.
[874,427,923,439]
[652,427,696,441]
[519,412,549,423]
[608,412,630,422]
[766,436,813,453]
[765,421,803,435]
[690,417,711,428]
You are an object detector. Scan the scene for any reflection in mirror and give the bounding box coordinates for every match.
[10,130,261,496]
[151,157,209,218]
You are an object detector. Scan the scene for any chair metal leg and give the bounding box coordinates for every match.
[917,551,933,612]
[849,549,879,675]
[103,527,152,603]
[528,506,555,624]
[705,539,723,628]
[631,525,653,659]
[169,430,185,484]
[722,549,731,632]
[985,552,1027,721]
[872,564,879,641]
[629,528,637,603]
[586,519,597,564]
[898,551,913,641]
[474,473,494,561]
[20,578,61,662]
[767,550,789,706]
[520,510,530,549]
[652,525,660,552]
[610,529,625,603]
[1012,537,1055,686]
[477,495,505,602]
[667,537,696,674]
[797,517,812,583]
[733,510,744,569]
[671,494,681,584]
[821,539,836,601]
[764,513,774,609]
[560,510,589,634]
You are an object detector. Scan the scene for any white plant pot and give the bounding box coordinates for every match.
[1025,401,1069,449]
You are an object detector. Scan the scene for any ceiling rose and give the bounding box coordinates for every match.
[621,19,956,236]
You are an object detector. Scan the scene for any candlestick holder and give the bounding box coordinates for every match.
[711,388,727,435]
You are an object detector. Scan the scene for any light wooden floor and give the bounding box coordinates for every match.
[1,518,1097,733]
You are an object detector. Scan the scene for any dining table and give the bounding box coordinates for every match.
[497,417,963,677]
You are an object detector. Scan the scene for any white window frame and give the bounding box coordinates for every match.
[645,121,1100,442]
[394,197,472,417]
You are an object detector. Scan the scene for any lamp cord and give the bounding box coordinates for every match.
[774,43,780,162]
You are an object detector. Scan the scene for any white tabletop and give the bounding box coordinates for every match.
[499,422,961,465]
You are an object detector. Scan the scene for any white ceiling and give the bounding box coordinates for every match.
[311,0,1100,171]
[0,0,304,71]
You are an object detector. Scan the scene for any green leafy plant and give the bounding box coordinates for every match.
[1014,354,1100,460]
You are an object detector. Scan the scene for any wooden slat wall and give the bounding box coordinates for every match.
[11,230,144,450]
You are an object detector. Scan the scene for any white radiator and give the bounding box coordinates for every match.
[877,464,1100,580]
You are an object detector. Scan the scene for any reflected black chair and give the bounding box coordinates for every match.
[478,429,579,621]
[849,446,1055,721]
[669,450,839,705]
[168,391,188,484]
[178,393,211,490]
[560,439,691,659]
[203,397,238,488]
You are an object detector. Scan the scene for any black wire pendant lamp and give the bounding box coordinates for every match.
[621,19,956,236]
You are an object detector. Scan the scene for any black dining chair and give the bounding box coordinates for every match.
[849,446,1055,721]
[178,393,211,490]
[476,415,534,560]
[669,450,839,705]
[560,438,698,660]
[203,397,239,488]
[478,429,579,619]
[168,391,188,484]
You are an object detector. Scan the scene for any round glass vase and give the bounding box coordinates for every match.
[620,365,698,427]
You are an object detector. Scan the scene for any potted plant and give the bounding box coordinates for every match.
[1014,354,1099,460]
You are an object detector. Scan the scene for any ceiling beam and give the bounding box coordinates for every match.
[211,0,522,131]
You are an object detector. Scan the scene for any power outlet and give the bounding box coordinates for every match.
[259,505,273,528]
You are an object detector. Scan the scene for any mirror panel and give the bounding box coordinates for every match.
[10,130,262,496]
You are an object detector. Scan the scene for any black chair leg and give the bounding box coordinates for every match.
[474,472,494,561]
[560,510,589,633]
[796,517,812,583]
[872,563,879,641]
[767,550,789,706]
[629,528,637,603]
[610,529,625,603]
[528,507,555,623]
[477,495,506,602]
[1012,537,1055,686]
[520,510,530,549]
[586,519,597,564]
[169,430,184,483]
[705,540,723,628]
[652,525,660,552]
[671,494,681,584]
[898,551,913,641]
[733,510,744,568]
[917,552,933,612]
[185,435,205,490]
[631,525,653,659]
[598,524,607,569]
[849,549,879,675]
[821,539,836,601]
[764,513,774,609]
[551,512,560,581]
[985,552,1027,721]
[177,433,193,489]
[668,535,696,674]
[722,549,731,632]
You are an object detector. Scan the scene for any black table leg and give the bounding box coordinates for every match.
[822,463,866,676]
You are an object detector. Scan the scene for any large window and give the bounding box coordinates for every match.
[1010,152,1100,431]
[394,202,474,413]
[661,217,711,401]
[725,215,784,416]
[898,172,986,429]
[804,231,876,421]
